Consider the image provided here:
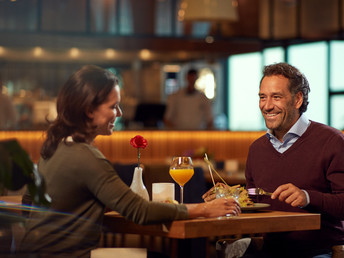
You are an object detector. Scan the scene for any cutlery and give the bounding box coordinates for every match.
[247,188,273,196]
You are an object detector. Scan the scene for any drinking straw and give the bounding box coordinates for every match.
[204,154,229,187]
[204,153,216,188]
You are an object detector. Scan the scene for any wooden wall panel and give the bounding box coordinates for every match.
[0,131,265,164]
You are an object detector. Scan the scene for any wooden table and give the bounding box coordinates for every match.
[103,210,320,239]
[104,210,320,257]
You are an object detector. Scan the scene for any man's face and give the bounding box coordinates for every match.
[259,75,303,141]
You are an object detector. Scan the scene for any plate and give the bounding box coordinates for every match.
[241,203,270,212]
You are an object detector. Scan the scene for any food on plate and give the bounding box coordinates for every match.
[214,183,254,207]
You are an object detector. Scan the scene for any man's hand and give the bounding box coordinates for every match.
[271,183,307,207]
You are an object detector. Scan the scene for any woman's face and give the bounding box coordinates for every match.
[88,85,122,138]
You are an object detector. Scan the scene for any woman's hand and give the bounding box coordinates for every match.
[186,197,241,219]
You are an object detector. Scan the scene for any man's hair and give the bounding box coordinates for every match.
[261,62,310,114]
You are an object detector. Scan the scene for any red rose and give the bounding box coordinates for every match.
[130,135,148,168]
[130,135,148,149]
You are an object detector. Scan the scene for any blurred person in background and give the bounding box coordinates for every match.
[164,68,214,130]
[0,75,17,130]
[18,65,240,258]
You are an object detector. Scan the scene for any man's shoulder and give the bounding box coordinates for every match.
[309,121,343,136]
[250,134,268,148]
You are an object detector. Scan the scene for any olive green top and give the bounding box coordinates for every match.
[19,142,188,257]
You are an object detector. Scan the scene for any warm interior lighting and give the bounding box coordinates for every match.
[179,0,238,22]
[163,65,181,73]
[33,47,43,57]
[0,46,4,55]
[105,48,116,58]
[196,67,216,99]
[70,48,80,58]
[139,49,151,60]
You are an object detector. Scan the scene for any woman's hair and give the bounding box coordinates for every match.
[260,62,310,114]
[41,65,119,159]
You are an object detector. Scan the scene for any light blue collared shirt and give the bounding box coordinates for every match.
[265,114,311,207]
[266,114,311,154]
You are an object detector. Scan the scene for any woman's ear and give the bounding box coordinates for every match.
[86,109,94,119]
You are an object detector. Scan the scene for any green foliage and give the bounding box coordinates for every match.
[0,139,51,206]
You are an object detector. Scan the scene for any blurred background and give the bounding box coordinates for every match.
[0,0,344,131]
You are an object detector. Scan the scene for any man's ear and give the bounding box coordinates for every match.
[295,91,303,109]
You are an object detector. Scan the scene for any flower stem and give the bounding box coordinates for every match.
[137,147,141,168]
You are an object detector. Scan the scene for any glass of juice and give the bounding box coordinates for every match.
[169,157,194,204]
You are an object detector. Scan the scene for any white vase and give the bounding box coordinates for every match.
[130,167,149,201]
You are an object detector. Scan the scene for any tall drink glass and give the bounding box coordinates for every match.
[169,157,194,204]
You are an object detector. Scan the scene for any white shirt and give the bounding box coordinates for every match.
[164,89,213,130]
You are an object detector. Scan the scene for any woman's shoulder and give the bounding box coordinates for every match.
[58,142,106,160]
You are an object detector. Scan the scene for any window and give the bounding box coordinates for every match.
[331,95,344,130]
[228,53,264,131]
[288,41,328,124]
[330,41,344,91]
[263,47,285,65]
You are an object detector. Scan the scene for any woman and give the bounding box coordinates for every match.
[18,65,240,257]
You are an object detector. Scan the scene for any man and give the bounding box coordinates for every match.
[245,62,344,257]
[164,69,214,130]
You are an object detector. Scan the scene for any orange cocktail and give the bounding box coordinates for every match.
[169,157,194,204]
[169,168,194,187]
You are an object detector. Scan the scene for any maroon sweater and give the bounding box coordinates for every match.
[246,121,344,254]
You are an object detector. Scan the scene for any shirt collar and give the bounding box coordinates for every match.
[266,114,310,140]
